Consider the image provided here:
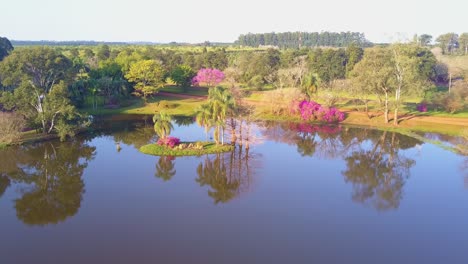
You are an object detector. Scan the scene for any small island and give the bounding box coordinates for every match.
[139,141,234,156]
[138,112,234,157]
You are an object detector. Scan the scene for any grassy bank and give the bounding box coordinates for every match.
[140,142,234,156]
[81,96,204,116]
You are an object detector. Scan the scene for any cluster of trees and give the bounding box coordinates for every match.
[236,31,371,48]
[436,33,468,55]
[350,44,437,124]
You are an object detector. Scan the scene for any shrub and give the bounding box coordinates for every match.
[156,136,180,148]
[296,100,345,123]
[0,112,26,143]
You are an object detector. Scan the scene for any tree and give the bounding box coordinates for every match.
[458,33,468,55]
[345,43,364,76]
[152,112,173,139]
[301,72,321,99]
[192,68,225,88]
[0,36,13,61]
[0,47,86,137]
[196,103,213,140]
[350,47,394,123]
[124,60,165,103]
[436,33,458,54]
[391,44,436,125]
[206,86,236,144]
[418,34,432,47]
[97,44,110,61]
[170,64,196,91]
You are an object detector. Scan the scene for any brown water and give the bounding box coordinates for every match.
[1,117,467,264]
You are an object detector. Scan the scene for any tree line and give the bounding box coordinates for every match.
[235,31,371,48]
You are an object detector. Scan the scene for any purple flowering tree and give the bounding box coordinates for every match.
[192,68,225,88]
[296,100,345,123]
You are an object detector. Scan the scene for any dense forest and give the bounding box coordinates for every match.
[235,31,371,48]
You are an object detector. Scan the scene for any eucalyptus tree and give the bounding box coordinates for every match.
[458,33,468,55]
[0,47,86,138]
[350,47,395,123]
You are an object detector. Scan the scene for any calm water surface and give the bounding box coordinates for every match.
[1,116,467,264]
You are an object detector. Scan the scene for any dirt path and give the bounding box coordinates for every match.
[159,92,468,132]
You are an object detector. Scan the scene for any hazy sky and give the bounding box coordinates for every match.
[1,0,467,43]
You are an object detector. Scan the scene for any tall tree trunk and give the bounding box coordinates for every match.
[384,91,389,123]
[393,86,401,125]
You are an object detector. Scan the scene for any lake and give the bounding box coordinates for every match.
[1,116,467,264]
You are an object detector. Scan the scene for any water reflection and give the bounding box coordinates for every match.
[155,156,176,181]
[261,122,421,211]
[0,175,10,198]
[342,131,416,210]
[196,146,259,204]
[0,139,96,225]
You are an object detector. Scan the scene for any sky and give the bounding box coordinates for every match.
[1,0,467,44]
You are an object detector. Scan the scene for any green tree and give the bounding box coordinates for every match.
[96,44,110,61]
[124,60,166,103]
[350,47,395,123]
[436,33,458,54]
[205,86,236,144]
[153,112,173,139]
[458,33,468,55]
[301,72,321,99]
[0,47,86,137]
[418,34,432,47]
[196,103,213,140]
[391,44,436,125]
[0,36,13,61]
[170,64,195,91]
[345,43,364,76]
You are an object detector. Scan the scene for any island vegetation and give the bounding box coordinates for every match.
[0,32,467,150]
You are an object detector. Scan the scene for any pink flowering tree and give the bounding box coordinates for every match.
[295,100,345,123]
[192,68,225,88]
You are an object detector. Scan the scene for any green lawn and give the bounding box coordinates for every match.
[81,95,206,116]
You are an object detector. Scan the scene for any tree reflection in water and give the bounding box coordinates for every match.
[0,138,95,225]
[155,156,176,181]
[0,175,10,198]
[342,131,417,210]
[261,122,420,211]
[196,146,260,204]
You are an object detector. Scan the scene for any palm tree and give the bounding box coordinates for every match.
[302,72,321,100]
[196,104,213,141]
[207,86,236,144]
[153,112,173,139]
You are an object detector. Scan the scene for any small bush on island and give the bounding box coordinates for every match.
[157,136,180,148]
